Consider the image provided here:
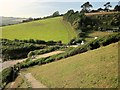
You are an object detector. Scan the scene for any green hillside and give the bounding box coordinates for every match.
[21,42,119,88]
[2,17,77,43]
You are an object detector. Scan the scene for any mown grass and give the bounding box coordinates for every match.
[2,17,77,43]
[22,42,119,88]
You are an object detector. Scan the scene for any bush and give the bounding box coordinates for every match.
[1,65,20,88]
[68,37,84,45]
[100,34,120,46]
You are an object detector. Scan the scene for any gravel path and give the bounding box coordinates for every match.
[32,51,64,60]
[1,51,64,71]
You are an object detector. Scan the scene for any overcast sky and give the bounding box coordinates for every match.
[0,0,119,18]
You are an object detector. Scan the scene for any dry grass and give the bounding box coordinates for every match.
[85,31,115,42]
[21,42,119,88]
[85,11,119,16]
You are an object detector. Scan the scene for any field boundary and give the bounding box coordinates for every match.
[60,18,77,42]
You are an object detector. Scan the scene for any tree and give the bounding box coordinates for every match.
[63,9,74,21]
[97,8,104,12]
[81,2,93,13]
[114,1,120,11]
[53,11,60,17]
[104,2,112,12]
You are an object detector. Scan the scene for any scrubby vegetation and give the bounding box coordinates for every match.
[1,39,46,61]
[0,66,20,88]
[13,39,62,45]
[63,10,120,33]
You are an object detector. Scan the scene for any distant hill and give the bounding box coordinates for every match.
[2,17,77,43]
[0,16,27,26]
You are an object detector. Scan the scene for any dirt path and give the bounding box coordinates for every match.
[1,51,64,71]
[1,59,26,71]
[33,51,64,60]
[25,73,47,88]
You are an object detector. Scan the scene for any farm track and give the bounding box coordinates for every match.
[1,50,64,71]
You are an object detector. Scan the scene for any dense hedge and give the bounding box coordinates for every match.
[1,39,46,61]
[14,39,62,45]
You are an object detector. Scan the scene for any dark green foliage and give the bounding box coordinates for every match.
[81,2,93,13]
[77,32,87,37]
[53,11,60,17]
[63,9,120,33]
[14,39,62,45]
[110,14,120,27]
[1,67,12,87]
[68,38,84,45]
[63,10,99,32]
[104,2,112,12]
[100,33,120,46]
[1,39,46,61]
[89,13,120,31]
[64,9,108,32]
[79,16,98,32]
[114,5,120,11]
[1,65,20,88]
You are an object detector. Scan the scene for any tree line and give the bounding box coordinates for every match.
[63,10,120,31]
[80,1,120,13]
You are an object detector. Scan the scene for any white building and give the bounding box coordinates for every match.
[94,37,98,39]
[81,41,84,45]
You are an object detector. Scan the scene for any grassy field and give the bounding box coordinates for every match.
[85,31,115,42]
[2,17,77,43]
[21,42,119,88]
[85,11,119,16]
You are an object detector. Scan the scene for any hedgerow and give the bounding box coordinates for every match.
[1,39,46,61]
